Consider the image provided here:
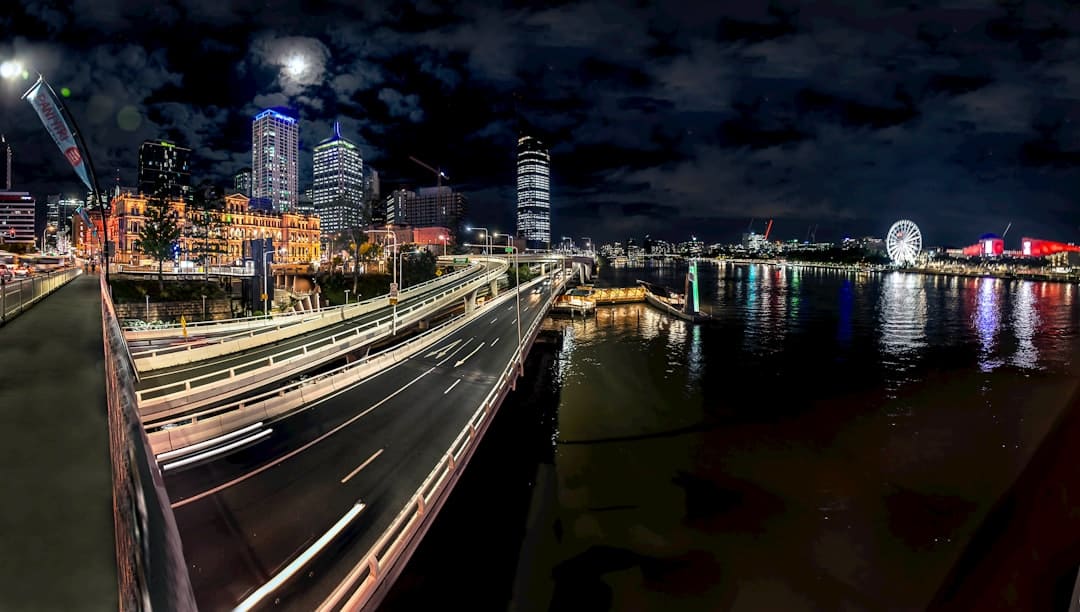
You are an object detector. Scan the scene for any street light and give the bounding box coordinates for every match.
[468,241,522,362]
[41,225,55,254]
[468,226,491,255]
[6,66,111,281]
[262,245,285,316]
[366,228,400,335]
[438,234,447,256]
[580,237,593,255]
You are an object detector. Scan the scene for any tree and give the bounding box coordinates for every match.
[135,197,182,292]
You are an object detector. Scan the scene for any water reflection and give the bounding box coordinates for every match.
[1011,281,1039,369]
[974,277,1003,372]
[878,273,928,394]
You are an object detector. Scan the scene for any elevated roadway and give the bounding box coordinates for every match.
[127,261,490,370]
[135,259,508,420]
[163,271,566,610]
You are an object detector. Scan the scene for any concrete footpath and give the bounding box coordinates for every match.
[0,273,117,610]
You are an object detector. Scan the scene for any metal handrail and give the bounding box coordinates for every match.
[0,267,83,324]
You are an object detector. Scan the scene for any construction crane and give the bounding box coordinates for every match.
[408,155,450,237]
[763,219,774,241]
[1002,221,1012,238]
[408,156,448,189]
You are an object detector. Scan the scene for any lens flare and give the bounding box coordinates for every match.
[0,60,22,80]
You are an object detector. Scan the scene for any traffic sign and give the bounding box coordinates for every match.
[260,293,267,301]
[504,247,513,253]
[389,282,398,296]
[453,257,467,264]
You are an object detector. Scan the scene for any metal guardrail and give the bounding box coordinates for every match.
[318,271,569,611]
[114,264,253,277]
[136,259,510,416]
[100,273,196,610]
[123,262,483,339]
[145,273,551,455]
[0,267,83,324]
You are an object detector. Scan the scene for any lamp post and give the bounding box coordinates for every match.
[262,245,284,316]
[6,66,111,281]
[366,229,399,335]
[41,225,54,254]
[580,237,593,256]
[468,227,491,255]
[438,234,447,256]
[470,241,522,361]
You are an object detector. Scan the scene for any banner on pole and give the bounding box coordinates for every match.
[21,76,95,195]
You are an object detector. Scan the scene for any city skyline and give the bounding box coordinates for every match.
[3,3,1080,246]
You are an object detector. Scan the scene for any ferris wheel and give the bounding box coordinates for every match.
[886,220,922,265]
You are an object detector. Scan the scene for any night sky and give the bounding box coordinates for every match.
[2,1,1080,247]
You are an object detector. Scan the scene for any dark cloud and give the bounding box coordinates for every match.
[2,0,1080,247]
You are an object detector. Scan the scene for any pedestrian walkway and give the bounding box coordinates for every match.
[0,273,117,610]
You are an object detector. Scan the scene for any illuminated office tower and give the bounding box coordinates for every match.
[312,121,364,235]
[251,107,299,213]
[516,135,550,249]
[138,139,192,201]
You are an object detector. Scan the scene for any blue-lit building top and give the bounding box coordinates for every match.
[251,107,299,213]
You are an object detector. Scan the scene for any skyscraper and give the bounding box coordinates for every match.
[1,134,12,191]
[252,107,299,213]
[516,135,550,249]
[312,121,364,236]
[234,167,252,197]
[137,140,192,201]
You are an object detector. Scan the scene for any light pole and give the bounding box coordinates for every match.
[366,229,399,335]
[262,245,284,316]
[41,225,54,254]
[581,237,593,255]
[7,67,111,281]
[470,240,522,361]
[344,289,350,304]
[468,227,491,255]
[438,234,447,256]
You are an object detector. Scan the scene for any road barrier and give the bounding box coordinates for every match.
[123,262,482,340]
[137,259,510,420]
[145,272,548,455]
[129,263,488,371]
[100,273,196,610]
[0,267,83,324]
[317,272,569,611]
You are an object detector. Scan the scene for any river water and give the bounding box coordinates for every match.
[382,261,1080,611]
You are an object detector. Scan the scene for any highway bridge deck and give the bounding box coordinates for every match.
[0,273,117,610]
[164,280,558,610]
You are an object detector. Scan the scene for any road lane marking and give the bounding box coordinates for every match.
[424,338,461,358]
[340,449,384,484]
[454,342,486,368]
[492,337,500,346]
[490,317,498,324]
[443,379,462,394]
[234,501,366,612]
[436,337,473,367]
[162,429,273,472]
[172,366,437,509]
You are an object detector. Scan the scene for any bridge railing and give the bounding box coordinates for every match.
[100,273,196,610]
[137,259,510,419]
[318,271,568,611]
[0,267,83,324]
[147,267,540,456]
[123,262,483,341]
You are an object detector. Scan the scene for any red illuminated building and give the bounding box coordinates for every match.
[1020,237,1080,257]
[962,233,1004,257]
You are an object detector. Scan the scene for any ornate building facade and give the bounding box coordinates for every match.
[108,192,320,266]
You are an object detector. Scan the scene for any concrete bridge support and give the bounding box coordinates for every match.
[489,278,499,298]
[464,288,479,313]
